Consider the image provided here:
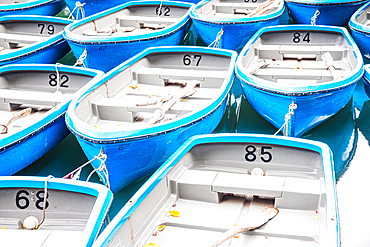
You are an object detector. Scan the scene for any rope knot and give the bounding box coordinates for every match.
[311,9,320,25]
[74,49,87,67]
[68,1,86,20]
[208,28,224,48]
[274,101,297,137]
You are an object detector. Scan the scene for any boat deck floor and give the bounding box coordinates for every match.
[140,195,319,247]
[89,67,228,129]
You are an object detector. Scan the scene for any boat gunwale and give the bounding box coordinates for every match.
[0,64,104,153]
[235,24,364,94]
[190,0,285,23]
[63,0,194,44]
[91,133,339,247]
[348,1,370,33]
[0,0,63,11]
[0,15,73,63]
[65,46,237,142]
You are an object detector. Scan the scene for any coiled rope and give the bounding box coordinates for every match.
[274,101,297,136]
[68,1,86,20]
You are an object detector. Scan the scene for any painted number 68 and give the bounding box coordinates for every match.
[245,145,272,163]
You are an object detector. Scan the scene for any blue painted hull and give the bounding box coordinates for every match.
[286,0,368,26]
[64,1,194,72]
[0,0,65,17]
[349,1,370,59]
[235,25,363,137]
[0,16,73,66]
[92,134,339,247]
[363,65,370,99]
[66,46,237,193]
[65,0,201,19]
[0,176,112,247]
[190,0,285,52]
[0,64,104,176]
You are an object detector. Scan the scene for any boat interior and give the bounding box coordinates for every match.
[0,20,66,52]
[108,141,329,247]
[0,187,97,246]
[74,4,190,36]
[0,0,30,4]
[196,0,282,17]
[75,51,232,129]
[0,70,94,137]
[240,30,358,86]
[354,5,370,25]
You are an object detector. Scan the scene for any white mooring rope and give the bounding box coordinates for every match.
[68,1,86,20]
[274,101,297,137]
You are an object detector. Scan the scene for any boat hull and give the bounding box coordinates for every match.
[0,112,69,175]
[235,25,364,137]
[0,176,113,247]
[363,65,370,99]
[64,1,194,72]
[0,16,73,66]
[238,76,357,137]
[0,64,104,176]
[65,22,190,72]
[74,94,228,193]
[191,17,282,52]
[92,134,339,247]
[349,1,370,59]
[286,0,368,26]
[190,0,285,52]
[0,0,65,17]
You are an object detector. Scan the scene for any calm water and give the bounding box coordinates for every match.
[14,7,370,246]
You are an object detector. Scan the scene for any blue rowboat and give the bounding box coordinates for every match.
[235,25,363,137]
[0,64,104,176]
[0,176,112,247]
[92,133,339,247]
[190,0,285,52]
[65,46,237,193]
[0,15,73,67]
[285,0,369,26]
[349,1,370,60]
[63,1,194,72]
[363,64,370,99]
[0,0,65,17]
[65,0,202,19]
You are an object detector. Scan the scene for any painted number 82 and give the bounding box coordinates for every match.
[245,145,272,163]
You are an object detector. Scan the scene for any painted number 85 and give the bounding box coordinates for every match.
[245,145,272,163]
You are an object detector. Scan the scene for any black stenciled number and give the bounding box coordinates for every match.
[16,190,30,210]
[38,24,55,35]
[49,73,69,88]
[302,32,310,43]
[244,0,257,2]
[183,54,202,66]
[183,54,191,66]
[35,190,49,210]
[293,32,310,43]
[156,6,170,16]
[260,146,272,163]
[60,75,69,88]
[293,32,300,43]
[245,145,257,162]
[194,55,202,66]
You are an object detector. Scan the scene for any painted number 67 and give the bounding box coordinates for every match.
[245,145,272,163]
